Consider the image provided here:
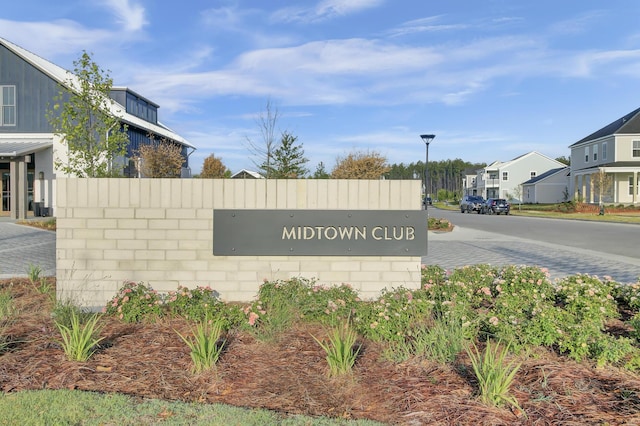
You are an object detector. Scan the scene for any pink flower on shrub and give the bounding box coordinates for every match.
[248,312,259,326]
[479,287,491,296]
[489,316,499,326]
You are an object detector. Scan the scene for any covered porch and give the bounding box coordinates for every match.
[0,139,53,220]
[572,166,639,205]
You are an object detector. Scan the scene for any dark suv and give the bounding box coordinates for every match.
[460,195,484,213]
[481,198,510,215]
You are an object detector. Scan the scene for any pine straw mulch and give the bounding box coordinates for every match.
[2,279,640,425]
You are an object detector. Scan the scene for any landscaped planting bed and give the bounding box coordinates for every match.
[2,265,640,425]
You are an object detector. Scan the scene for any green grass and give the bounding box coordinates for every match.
[433,201,640,224]
[0,389,383,426]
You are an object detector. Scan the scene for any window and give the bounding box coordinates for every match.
[530,171,537,179]
[585,146,589,162]
[502,171,508,181]
[633,141,640,158]
[0,86,16,126]
[629,176,640,195]
[593,144,598,161]
[602,142,607,160]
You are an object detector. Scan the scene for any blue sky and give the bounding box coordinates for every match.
[3,1,640,175]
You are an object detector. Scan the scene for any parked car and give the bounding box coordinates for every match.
[481,198,510,215]
[460,195,484,213]
[423,196,432,206]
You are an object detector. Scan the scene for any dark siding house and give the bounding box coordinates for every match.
[0,37,195,219]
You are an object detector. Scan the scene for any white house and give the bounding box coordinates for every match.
[0,37,194,219]
[569,107,640,205]
[474,151,566,200]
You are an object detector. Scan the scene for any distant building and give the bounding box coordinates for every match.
[0,37,194,219]
[231,169,263,179]
[473,151,566,200]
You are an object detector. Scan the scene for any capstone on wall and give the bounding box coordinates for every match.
[55,178,423,309]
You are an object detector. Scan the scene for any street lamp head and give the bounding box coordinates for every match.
[420,134,436,145]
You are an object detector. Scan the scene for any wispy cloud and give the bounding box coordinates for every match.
[0,19,112,56]
[272,0,383,23]
[99,0,147,32]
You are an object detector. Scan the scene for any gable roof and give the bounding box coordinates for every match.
[484,151,564,171]
[0,37,194,150]
[570,106,640,147]
[522,167,569,185]
[231,169,263,179]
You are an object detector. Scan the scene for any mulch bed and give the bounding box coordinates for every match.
[2,278,640,425]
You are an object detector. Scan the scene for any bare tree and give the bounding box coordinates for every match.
[331,150,390,179]
[592,169,613,211]
[246,99,280,178]
[135,138,184,178]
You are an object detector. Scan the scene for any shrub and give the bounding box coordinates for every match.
[484,266,560,348]
[554,274,619,361]
[243,278,361,339]
[165,285,226,322]
[354,287,433,345]
[613,281,640,312]
[104,281,163,323]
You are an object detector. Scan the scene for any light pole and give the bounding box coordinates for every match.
[420,134,435,210]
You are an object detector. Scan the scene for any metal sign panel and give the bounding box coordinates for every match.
[213,210,428,256]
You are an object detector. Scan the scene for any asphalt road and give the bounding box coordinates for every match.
[423,206,640,284]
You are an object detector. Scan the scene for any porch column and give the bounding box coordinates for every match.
[634,171,638,204]
[9,157,28,220]
[9,160,16,220]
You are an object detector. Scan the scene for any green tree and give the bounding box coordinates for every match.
[48,51,129,177]
[312,161,330,179]
[556,156,571,166]
[331,150,390,179]
[262,132,309,178]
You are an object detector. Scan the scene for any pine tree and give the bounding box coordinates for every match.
[261,132,309,178]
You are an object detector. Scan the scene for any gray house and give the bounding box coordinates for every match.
[522,167,570,204]
[569,107,640,205]
[0,37,194,219]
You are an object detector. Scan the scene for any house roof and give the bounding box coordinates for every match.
[483,151,564,171]
[0,139,52,157]
[231,169,263,179]
[570,106,640,146]
[522,167,569,185]
[0,37,194,150]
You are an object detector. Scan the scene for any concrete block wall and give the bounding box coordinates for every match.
[55,178,423,309]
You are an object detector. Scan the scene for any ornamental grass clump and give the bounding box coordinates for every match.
[312,323,361,377]
[55,310,104,362]
[0,288,15,321]
[104,281,162,323]
[176,320,226,373]
[466,340,522,413]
